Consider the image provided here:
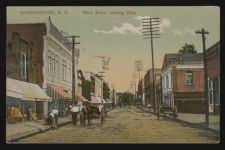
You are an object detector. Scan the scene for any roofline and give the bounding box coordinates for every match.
[206,41,220,51]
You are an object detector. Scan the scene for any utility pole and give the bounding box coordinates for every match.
[195,28,209,126]
[65,35,80,105]
[133,72,137,105]
[134,60,143,81]
[142,17,160,113]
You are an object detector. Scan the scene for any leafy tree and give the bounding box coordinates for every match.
[103,82,110,100]
[178,43,197,54]
[82,80,91,101]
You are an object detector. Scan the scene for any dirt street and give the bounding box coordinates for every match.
[15,106,219,143]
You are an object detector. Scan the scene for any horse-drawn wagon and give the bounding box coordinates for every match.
[157,105,178,120]
[80,102,107,126]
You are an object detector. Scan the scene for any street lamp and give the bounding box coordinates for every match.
[195,28,209,126]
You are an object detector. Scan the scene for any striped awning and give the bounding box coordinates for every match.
[48,83,71,99]
[91,96,101,103]
[76,93,89,102]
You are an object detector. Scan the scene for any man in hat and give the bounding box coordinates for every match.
[70,104,79,125]
[52,106,59,128]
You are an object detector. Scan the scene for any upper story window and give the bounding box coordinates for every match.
[48,51,52,76]
[20,51,27,79]
[185,71,193,85]
[52,53,55,77]
[62,59,67,81]
[68,63,71,82]
[166,74,169,89]
[55,55,59,78]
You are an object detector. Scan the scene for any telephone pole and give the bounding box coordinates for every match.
[65,35,80,105]
[134,60,143,81]
[133,72,137,105]
[195,28,209,126]
[142,17,160,113]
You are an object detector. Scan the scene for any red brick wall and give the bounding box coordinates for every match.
[36,101,44,119]
[174,92,205,113]
[206,43,220,78]
[173,68,204,93]
[7,24,47,87]
[175,100,205,113]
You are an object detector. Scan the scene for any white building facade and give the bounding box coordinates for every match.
[42,17,79,115]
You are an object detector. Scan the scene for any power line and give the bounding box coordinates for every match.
[142,17,160,113]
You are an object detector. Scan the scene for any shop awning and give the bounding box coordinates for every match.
[6,78,52,101]
[6,78,23,99]
[91,96,101,103]
[76,93,89,102]
[48,83,71,99]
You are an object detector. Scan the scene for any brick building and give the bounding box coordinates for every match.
[7,17,79,116]
[6,32,36,83]
[161,53,204,113]
[6,32,51,119]
[206,41,220,113]
[144,68,161,110]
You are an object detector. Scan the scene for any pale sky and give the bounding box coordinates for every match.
[7,6,220,92]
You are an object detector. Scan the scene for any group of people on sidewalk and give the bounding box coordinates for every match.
[47,102,106,129]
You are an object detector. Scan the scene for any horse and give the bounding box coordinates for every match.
[80,104,105,126]
[80,103,92,126]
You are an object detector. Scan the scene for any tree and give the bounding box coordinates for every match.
[82,80,91,101]
[178,43,197,54]
[103,82,110,100]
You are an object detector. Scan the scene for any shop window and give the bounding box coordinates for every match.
[20,51,27,78]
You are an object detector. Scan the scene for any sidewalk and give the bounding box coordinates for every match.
[6,115,72,143]
[138,106,220,133]
[6,108,114,143]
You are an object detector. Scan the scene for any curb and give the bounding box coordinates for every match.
[137,106,219,134]
[6,120,72,143]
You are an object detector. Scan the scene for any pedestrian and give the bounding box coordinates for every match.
[52,106,59,128]
[70,104,79,126]
[49,110,55,129]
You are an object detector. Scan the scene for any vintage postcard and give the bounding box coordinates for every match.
[6,6,220,143]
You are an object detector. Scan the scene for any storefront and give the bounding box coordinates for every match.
[47,83,71,116]
[6,78,52,121]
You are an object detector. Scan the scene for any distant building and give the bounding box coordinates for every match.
[110,87,117,106]
[206,41,220,114]
[83,72,103,103]
[137,79,145,106]
[144,68,161,110]
[77,70,85,96]
[161,53,204,113]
